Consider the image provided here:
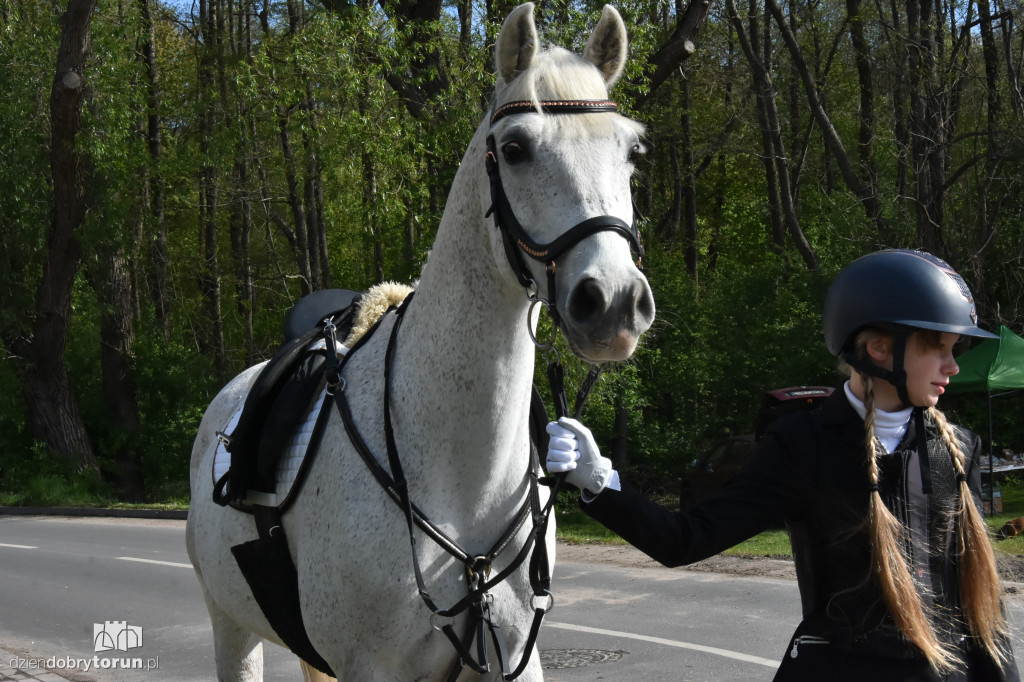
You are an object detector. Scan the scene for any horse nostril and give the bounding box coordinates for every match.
[635,281,655,326]
[567,277,609,326]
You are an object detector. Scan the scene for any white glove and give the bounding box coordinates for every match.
[545,417,619,501]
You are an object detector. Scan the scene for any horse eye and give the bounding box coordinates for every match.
[502,141,526,164]
[628,142,645,166]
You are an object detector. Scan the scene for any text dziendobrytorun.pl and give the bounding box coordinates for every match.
[7,655,159,672]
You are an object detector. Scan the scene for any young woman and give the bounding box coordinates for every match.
[548,249,1020,681]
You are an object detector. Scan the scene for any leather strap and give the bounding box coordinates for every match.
[490,99,618,126]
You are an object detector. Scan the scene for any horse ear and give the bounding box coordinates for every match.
[496,3,538,84]
[584,5,628,87]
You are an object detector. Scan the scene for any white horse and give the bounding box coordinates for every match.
[186,4,655,680]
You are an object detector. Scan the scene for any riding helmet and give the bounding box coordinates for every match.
[823,249,997,357]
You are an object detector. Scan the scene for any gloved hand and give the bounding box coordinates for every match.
[545,417,617,501]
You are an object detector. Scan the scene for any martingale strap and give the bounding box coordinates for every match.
[329,294,556,681]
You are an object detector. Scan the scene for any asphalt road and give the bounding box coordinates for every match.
[1,516,1021,681]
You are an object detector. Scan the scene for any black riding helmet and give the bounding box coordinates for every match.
[823,249,997,494]
[823,249,995,362]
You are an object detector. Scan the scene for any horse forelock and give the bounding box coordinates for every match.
[493,45,644,138]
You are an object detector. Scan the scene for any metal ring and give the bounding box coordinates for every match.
[530,590,554,612]
[430,612,455,632]
[528,299,558,352]
[326,376,346,396]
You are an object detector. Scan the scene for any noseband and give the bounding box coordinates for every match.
[485,99,643,328]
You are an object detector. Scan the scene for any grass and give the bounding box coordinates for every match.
[988,478,1024,556]
[553,479,1024,559]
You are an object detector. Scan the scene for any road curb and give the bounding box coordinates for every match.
[0,506,187,520]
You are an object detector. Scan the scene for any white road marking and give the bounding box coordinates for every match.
[116,556,193,569]
[545,620,779,668]
[0,543,38,549]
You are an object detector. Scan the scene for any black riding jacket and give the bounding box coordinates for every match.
[582,390,1019,681]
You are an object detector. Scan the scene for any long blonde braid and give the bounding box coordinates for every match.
[928,406,1009,669]
[861,374,958,672]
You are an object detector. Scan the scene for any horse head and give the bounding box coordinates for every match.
[485,3,655,364]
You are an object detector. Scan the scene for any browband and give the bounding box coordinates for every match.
[490,99,618,126]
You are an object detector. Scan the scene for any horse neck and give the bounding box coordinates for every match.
[394,124,538,500]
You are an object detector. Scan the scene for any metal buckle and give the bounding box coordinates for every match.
[466,556,492,584]
[530,590,554,612]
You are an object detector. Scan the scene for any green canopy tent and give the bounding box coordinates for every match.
[947,325,1024,512]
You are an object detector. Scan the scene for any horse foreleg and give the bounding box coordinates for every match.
[299,660,336,682]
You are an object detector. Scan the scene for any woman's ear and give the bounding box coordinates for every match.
[864,335,892,365]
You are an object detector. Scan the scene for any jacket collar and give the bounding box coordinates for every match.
[819,387,871,449]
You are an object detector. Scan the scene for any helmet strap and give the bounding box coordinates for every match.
[844,332,935,495]
[840,331,912,407]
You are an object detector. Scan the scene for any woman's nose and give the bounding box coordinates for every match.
[944,356,960,376]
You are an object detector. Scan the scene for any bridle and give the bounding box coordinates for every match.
[485,99,644,330]
[327,98,638,681]
[487,97,644,425]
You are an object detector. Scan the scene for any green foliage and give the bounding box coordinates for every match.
[0,442,114,507]
[5,0,1024,506]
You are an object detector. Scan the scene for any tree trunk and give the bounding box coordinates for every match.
[846,0,882,223]
[764,0,885,246]
[302,82,328,290]
[279,105,312,294]
[87,245,145,500]
[633,0,715,108]
[138,0,167,341]
[682,73,699,281]
[198,0,226,380]
[231,129,257,366]
[19,0,100,471]
[729,0,817,269]
[657,141,682,243]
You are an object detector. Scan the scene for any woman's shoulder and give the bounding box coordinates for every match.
[764,391,858,448]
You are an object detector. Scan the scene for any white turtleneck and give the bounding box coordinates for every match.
[843,381,913,454]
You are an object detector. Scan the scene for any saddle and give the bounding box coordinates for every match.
[213,288,361,509]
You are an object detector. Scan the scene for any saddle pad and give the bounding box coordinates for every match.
[213,387,328,508]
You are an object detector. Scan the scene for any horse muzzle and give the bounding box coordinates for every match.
[560,267,655,363]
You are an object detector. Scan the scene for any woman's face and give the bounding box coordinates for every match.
[859,330,961,409]
[902,331,961,407]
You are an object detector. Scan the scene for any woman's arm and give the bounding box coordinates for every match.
[577,432,803,568]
